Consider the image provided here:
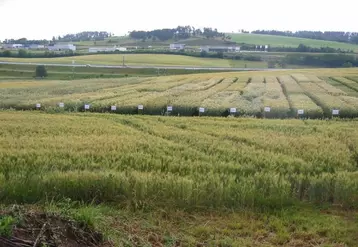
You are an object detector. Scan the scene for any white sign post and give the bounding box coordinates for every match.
[138,105,144,110]
[263,106,271,118]
[198,107,205,116]
[84,104,90,110]
[36,103,41,109]
[59,102,65,108]
[167,106,173,112]
[111,105,117,111]
[297,109,304,115]
[230,108,237,113]
[332,109,340,116]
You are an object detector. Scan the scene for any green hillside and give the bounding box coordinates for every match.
[72,34,358,52]
[73,36,235,48]
[230,33,358,51]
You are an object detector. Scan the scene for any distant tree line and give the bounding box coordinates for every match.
[0,50,77,58]
[238,43,352,53]
[129,26,230,41]
[252,30,358,44]
[2,38,49,45]
[53,31,113,42]
[283,54,357,68]
[1,31,113,44]
[269,44,352,53]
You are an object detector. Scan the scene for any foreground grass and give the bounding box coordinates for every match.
[231,33,358,52]
[1,203,357,246]
[42,203,358,246]
[0,54,267,68]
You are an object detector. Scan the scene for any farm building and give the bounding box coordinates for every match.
[170,44,185,50]
[3,44,24,49]
[26,44,45,49]
[48,44,76,51]
[200,46,240,53]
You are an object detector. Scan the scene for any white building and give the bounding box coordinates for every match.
[48,44,76,51]
[3,44,23,49]
[200,46,240,53]
[170,44,185,50]
[116,47,127,51]
[28,44,45,49]
[89,47,116,53]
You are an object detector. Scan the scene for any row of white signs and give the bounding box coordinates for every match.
[34,104,341,115]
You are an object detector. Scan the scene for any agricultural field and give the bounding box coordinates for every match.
[0,112,358,246]
[230,33,358,52]
[0,63,218,80]
[2,68,358,118]
[0,54,267,68]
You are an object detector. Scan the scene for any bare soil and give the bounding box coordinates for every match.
[0,210,113,247]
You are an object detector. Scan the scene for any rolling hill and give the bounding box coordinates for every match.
[71,33,358,52]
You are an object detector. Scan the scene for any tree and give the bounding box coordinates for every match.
[216,51,224,59]
[267,61,276,68]
[342,62,353,68]
[200,50,208,57]
[35,65,48,78]
[18,49,27,58]
[2,50,11,57]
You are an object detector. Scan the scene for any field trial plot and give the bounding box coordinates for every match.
[2,69,358,118]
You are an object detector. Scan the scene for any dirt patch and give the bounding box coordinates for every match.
[0,210,113,247]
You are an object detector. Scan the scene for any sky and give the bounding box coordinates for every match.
[0,0,356,40]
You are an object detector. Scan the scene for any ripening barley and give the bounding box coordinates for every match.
[262,77,290,118]
[331,77,358,92]
[315,80,347,96]
[291,74,311,83]
[304,74,323,82]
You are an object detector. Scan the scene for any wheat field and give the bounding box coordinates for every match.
[0,111,357,209]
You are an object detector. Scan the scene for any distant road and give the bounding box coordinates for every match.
[0,61,293,72]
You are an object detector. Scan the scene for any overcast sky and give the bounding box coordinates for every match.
[0,0,356,40]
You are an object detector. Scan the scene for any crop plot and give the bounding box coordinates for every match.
[2,70,358,118]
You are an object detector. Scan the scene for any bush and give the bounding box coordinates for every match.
[343,62,353,68]
[35,65,48,78]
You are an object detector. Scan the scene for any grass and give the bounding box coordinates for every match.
[230,33,358,52]
[2,68,358,118]
[0,112,358,245]
[42,203,358,247]
[0,54,267,68]
[0,63,221,80]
